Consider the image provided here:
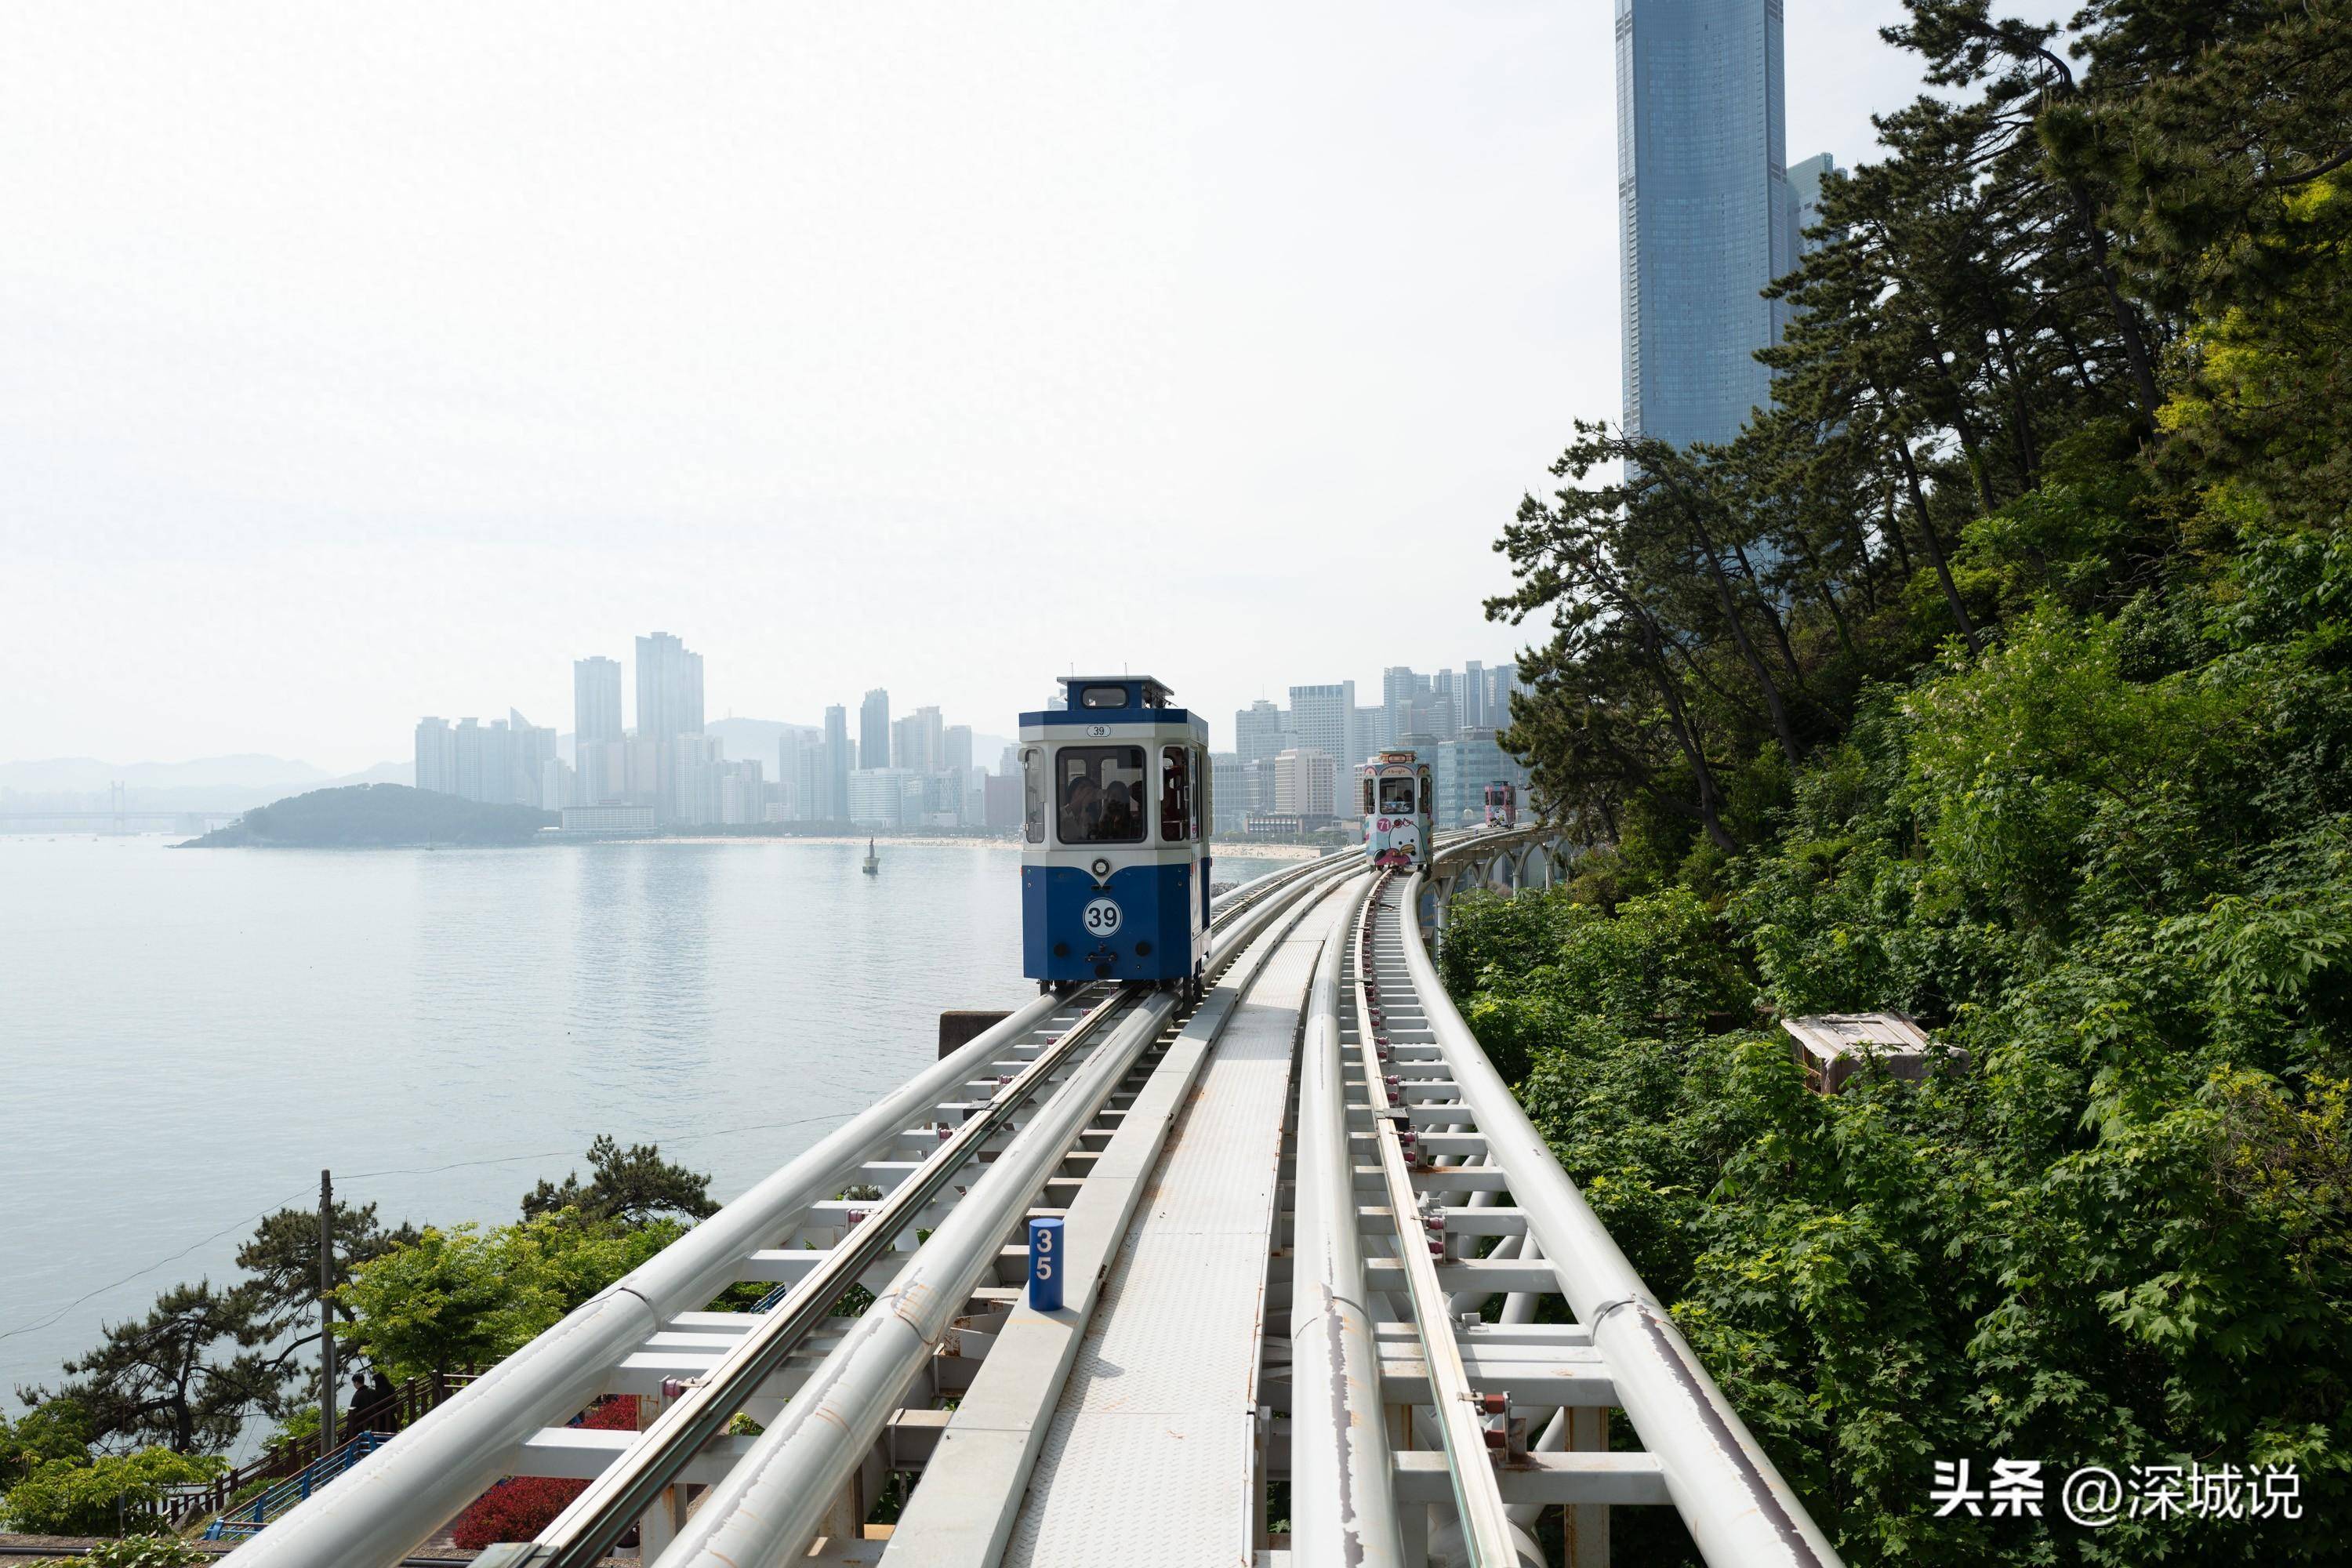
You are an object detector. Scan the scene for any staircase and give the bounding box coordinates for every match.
[202,1429,390,1539]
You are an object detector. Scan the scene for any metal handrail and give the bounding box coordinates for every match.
[202,1428,388,1537]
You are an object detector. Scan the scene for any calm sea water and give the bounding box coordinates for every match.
[0,835,1297,1413]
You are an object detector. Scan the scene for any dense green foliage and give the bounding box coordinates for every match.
[185,783,553,847]
[334,1213,685,1381]
[1474,2,2352,1562]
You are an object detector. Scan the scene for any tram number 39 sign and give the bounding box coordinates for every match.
[1029,1216,1065,1311]
[1082,897,1121,935]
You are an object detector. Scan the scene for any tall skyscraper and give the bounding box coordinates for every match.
[1616,0,1830,449]
[860,689,891,771]
[824,704,851,820]
[634,633,704,744]
[573,656,624,807]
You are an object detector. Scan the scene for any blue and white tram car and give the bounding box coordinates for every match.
[1359,749,1433,870]
[1019,676,1212,996]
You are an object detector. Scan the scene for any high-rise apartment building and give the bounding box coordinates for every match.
[1461,660,1488,730]
[895,706,945,774]
[1288,683,1358,775]
[945,724,973,776]
[573,656,624,805]
[860,690,891,771]
[634,633,704,744]
[414,717,457,796]
[1233,699,1285,764]
[1617,0,1831,449]
[1272,747,1338,822]
[824,705,851,821]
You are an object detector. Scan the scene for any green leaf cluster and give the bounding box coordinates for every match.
[332,1212,685,1383]
[1,1446,223,1537]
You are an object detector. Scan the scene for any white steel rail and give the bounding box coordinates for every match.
[647,989,1185,1568]
[1396,845,1845,1568]
[522,985,1144,1567]
[1290,876,1405,1567]
[1351,869,1519,1567]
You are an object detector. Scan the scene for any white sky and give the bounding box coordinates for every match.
[1,2,1924,771]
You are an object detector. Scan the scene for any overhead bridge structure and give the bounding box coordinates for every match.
[234,833,1842,1568]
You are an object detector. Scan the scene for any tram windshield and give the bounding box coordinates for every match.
[1058,746,1147,844]
[1378,776,1416,814]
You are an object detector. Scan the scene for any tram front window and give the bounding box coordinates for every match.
[1058,746,1147,844]
[1378,777,1416,815]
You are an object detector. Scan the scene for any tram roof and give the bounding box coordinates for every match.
[1021,675,1203,734]
[1059,674,1176,706]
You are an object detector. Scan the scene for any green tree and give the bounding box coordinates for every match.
[21,1284,275,1456]
[335,1211,686,1382]
[333,1226,542,1383]
[521,1136,717,1227]
[0,1398,90,1488]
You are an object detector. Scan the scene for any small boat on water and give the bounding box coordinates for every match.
[862,838,879,875]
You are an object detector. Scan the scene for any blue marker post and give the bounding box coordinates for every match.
[1027,1216,1065,1312]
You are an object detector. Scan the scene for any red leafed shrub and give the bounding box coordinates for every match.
[449,1397,638,1550]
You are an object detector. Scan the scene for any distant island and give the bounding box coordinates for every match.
[184,783,554,848]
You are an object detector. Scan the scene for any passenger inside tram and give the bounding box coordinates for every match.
[1060,776,1101,841]
[1098,781,1138,839]
[1058,746,1147,844]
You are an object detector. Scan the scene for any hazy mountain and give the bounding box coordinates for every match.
[0,754,332,792]
[0,755,408,816]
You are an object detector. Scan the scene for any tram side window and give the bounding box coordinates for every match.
[1378,776,1415,815]
[1361,775,1375,815]
[1190,747,1205,840]
[1058,746,1147,844]
[1419,771,1433,818]
[1021,748,1047,844]
[1160,746,1192,842]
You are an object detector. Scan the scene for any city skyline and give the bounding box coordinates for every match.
[2,5,1926,776]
